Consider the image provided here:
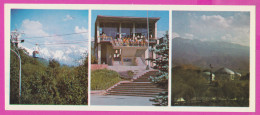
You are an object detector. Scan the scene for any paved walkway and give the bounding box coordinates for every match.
[90,94,154,106]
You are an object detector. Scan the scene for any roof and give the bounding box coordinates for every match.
[215,67,235,75]
[96,15,160,23]
[203,72,215,77]
[235,72,242,76]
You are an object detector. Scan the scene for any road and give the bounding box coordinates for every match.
[90,94,154,106]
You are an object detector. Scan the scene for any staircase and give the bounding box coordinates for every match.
[106,70,167,97]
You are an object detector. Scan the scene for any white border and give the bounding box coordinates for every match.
[4,4,256,112]
[168,10,172,106]
[88,8,92,107]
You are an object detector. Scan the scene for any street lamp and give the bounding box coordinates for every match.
[10,29,23,104]
[10,48,22,104]
[146,10,150,70]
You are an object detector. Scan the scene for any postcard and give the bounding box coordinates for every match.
[3,3,256,113]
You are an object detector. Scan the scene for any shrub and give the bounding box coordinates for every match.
[127,70,134,78]
[91,69,122,90]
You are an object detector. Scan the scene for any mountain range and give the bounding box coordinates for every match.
[172,37,250,73]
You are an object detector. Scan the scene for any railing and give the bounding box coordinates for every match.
[113,38,157,47]
[113,39,148,47]
[98,36,113,43]
[97,36,157,47]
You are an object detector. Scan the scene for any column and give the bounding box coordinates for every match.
[155,22,157,39]
[98,44,101,64]
[119,23,122,38]
[96,21,100,43]
[133,23,135,38]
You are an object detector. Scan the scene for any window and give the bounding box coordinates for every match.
[135,23,147,37]
[100,22,119,39]
[121,23,133,38]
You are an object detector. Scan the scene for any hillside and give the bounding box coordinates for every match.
[10,46,88,105]
[172,37,249,72]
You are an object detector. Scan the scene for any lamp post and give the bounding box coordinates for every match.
[10,48,21,103]
[146,10,150,70]
[11,29,23,104]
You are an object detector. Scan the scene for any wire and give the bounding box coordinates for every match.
[22,31,88,39]
[25,39,89,45]
[37,41,89,45]
[26,40,88,45]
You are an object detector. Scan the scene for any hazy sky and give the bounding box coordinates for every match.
[91,10,169,40]
[172,11,250,46]
[11,9,89,66]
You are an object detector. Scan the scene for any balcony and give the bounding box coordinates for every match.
[97,36,158,48]
[113,38,157,47]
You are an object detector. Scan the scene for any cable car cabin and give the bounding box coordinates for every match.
[33,51,39,58]
[33,44,40,58]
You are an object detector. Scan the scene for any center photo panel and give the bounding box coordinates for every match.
[90,10,169,106]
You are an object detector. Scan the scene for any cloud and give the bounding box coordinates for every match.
[184,33,194,39]
[75,26,88,39]
[63,15,73,21]
[20,19,65,45]
[19,19,88,66]
[200,15,231,28]
[172,32,180,38]
[187,12,250,46]
[20,19,49,37]
[39,46,88,66]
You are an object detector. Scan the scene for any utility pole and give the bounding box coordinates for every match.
[146,10,150,70]
[10,29,24,104]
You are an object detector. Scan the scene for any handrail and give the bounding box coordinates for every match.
[97,36,157,47]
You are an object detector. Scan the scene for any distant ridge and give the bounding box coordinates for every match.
[172,37,249,72]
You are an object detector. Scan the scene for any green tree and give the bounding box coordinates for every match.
[149,31,169,106]
[10,46,88,105]
[10,46,20,104]
[171,65,208,106]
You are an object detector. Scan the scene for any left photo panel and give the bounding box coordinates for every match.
[9,9,89,105]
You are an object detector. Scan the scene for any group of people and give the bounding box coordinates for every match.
[99,32,153,46]
[114,35,148,46]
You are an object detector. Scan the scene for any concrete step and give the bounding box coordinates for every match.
[106,70,166,97]
[110,86,157,90]
[107,92,160,96]
[117,82,156,86]
[133,79,151,82]
[107,91,161,94]
[106,93,158,97]
[109,86,165,90]
[116,85,157,88]
[108,89,166,93]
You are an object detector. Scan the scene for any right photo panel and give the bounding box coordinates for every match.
[171,11,250,106]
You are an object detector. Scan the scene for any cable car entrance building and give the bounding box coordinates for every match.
[94,15,159,66]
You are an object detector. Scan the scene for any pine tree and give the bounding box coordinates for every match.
[149,31,169,106]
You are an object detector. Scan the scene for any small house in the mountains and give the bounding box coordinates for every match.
[202,71,216,82]
[215,67,235,80]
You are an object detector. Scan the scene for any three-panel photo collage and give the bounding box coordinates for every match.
[6,4,255,111]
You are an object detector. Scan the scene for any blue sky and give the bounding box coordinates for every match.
[11,9,89,66]
[91,10,169,40]
[172,11,250,46]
